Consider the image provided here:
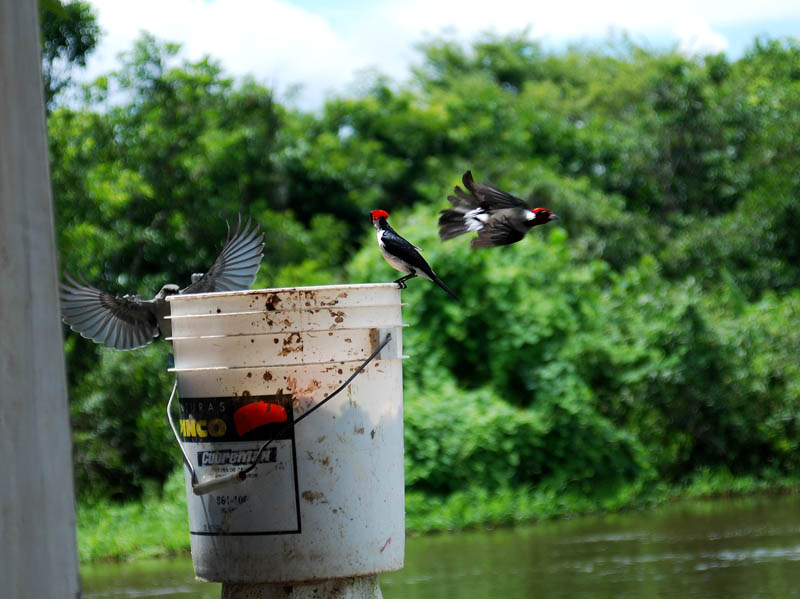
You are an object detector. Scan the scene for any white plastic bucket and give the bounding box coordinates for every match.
[167,284,406,584]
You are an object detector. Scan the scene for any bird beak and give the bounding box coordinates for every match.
[549,213,560,221]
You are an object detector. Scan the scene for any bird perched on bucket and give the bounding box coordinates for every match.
[370,209,460,300]
[439,170,559,247]
[60,216,264,350]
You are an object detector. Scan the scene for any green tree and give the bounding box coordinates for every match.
[40,0,99,108]
[51,31,800,507]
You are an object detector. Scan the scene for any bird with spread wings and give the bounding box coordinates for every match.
[60,216,264,350]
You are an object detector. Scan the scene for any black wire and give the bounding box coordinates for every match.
[239,333,392,476]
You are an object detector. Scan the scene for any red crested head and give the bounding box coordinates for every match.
[370,209,390,222]
[531,207,559,225]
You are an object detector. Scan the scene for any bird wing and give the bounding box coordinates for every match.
[181,215,264,294]
[461,170,530,211]
[380,228,436,277]
[60,274,160,350]
[470,215,527,248]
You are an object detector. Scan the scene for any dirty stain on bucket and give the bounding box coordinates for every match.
[167,284,405,584]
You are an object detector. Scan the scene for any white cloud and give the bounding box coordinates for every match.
[81,0,800,110]
[83,0,364,108]
[377,0,800,40]
[675,19,729,56]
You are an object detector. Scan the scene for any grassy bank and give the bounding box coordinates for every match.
[76,468,800,563]
[77,471,190,563]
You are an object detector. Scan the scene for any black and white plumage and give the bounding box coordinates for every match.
[439,170,559,248]
[370,209,459,300]
[60,216,264,350]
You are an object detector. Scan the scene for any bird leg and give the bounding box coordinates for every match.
[394,273,417,289]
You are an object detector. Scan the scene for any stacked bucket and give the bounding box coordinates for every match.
[167,284,405,585]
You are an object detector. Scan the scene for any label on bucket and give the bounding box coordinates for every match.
[180,394,301,535]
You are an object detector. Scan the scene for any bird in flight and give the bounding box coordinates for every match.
[370,209,459,300]
[439,171,559,247]
[60,216,264,350]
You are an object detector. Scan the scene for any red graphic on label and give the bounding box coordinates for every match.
[234,401,288,436]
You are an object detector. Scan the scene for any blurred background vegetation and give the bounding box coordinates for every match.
[44,1,800,552]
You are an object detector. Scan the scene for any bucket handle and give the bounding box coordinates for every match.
[167,333,393,496]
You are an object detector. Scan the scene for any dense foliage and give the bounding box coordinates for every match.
[39,0,99,108]
[49,31,800,516]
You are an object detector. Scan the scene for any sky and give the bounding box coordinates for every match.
[80,0,800,110]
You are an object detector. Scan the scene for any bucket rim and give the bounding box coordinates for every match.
[165,303,408,320]
[168,355,408,373]
[166,322,408,341]
[166,282,400,302]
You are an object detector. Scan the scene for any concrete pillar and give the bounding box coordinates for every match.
[0,1,81,598]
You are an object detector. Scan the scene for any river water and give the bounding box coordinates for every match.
[81,494,800,598]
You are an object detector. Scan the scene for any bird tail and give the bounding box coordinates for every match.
[438,210,471,241]
[439,171,483,241]
[432,275,460,301]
